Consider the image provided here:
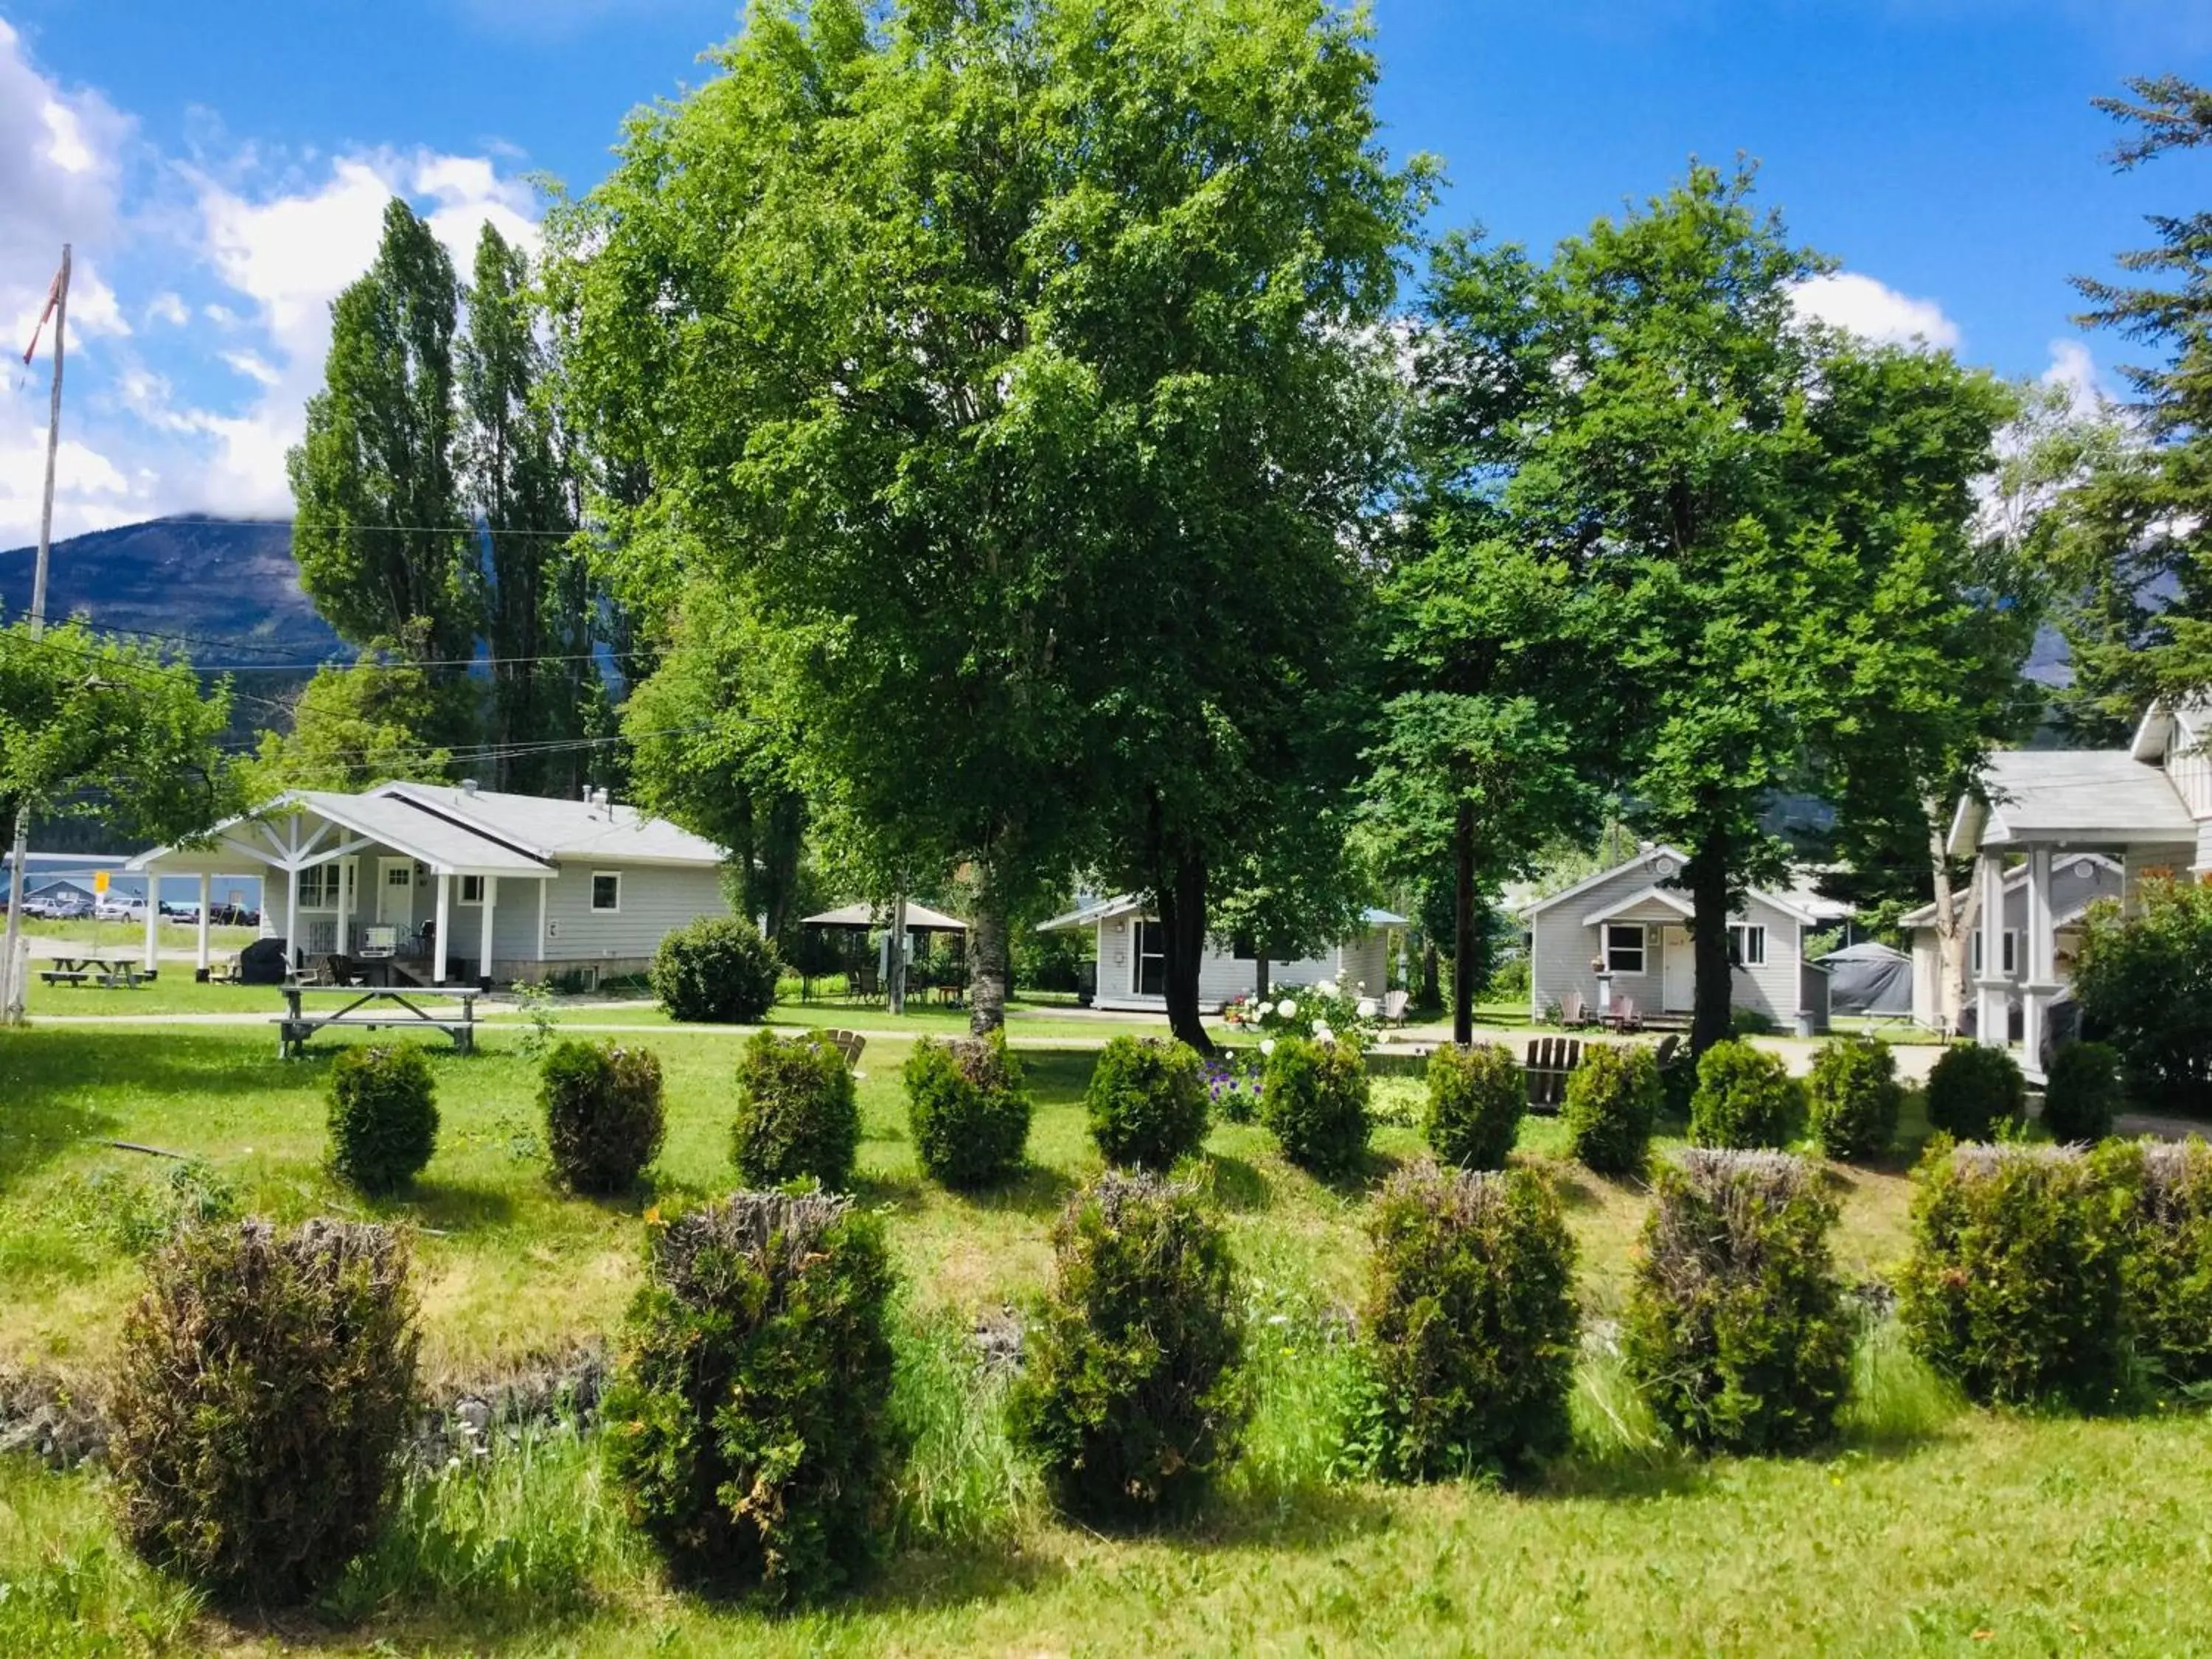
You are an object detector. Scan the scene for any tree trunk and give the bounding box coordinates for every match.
[967,863,1008,1035]
[1927,807,1972,1034]
[888,891,908,1017]
[1453,799,1475,1047]
[1686,829,1734,1057]
[1420,938,1440,1006]
[1254,953,1271,1002]
[1155,849,1214,1055]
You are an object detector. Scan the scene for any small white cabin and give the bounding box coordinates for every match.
[1037,896,1405,1015]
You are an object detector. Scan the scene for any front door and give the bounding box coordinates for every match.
[1662,925,1695,1013]
[376,858,416,931]
[1134,919,1166,998]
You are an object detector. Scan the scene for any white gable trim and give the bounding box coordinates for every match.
[1579,883,1695,928]
[1518,846,1693,919]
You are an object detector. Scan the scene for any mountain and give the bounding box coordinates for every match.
[0,515,342,662]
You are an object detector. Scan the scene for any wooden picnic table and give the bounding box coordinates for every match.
[275,983,479,1059]
[40,953,156,989]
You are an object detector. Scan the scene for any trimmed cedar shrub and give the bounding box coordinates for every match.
[1924,1043,2025,1140]
[904,1032,1032,1189]
[1896,1138,2140,1408]
[111,1219,419,1603]
[1687,1037,1805,1150]
[2135,1139,2212,1385]
[1260,1035,1371,1178]
[327,1043,439,1194]
[1424,1042,1526,1172]
[1806,1034,1902,1161]
[2042,1041,2124,1144]
[1008,1173,1248,1522]
[1561,1043,1659,1177]
[2073,880,2212,1111]
[732,1030,860,1190]
[650,915,782,1025]
[1086,1035,1209,1171]
[540,1038,666,1194]
[1354,1163,1579,1481]
[604,1191,899,1601]
[1623,1150,1852,1453]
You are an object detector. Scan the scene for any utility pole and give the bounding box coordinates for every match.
[2,244,71,1026]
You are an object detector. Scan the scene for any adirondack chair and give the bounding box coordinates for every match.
[1610,995,1643,1034]
[1523,1036,1585,1112]
[819,1028,868,1078]
[1653,1034,1683,1074]
[1560,989,1590,1029]
[1380,989,1411,1027]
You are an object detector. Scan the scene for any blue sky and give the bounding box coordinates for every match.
[4,0,2211,547]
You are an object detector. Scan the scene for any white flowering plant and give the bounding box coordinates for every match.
[1224,979,1378,1049]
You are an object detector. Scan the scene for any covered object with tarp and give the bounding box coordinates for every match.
[1817,939,1913,1019]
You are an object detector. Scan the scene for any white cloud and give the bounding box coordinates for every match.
[219,349,282,387]
[145,292,188,327]
[1792,271,1963,352]
[2041,338,2107,417]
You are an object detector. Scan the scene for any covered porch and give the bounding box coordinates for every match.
[127,791,554,987]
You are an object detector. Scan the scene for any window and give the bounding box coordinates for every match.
[1603,923,1646,975]
[298,863,341,909]
[386,865,413,888]
[591,872,622,914]
[1135,919,1166,997]
[1728,924,1767,967]
[1969,929,2020,978]
[459,875,485,905]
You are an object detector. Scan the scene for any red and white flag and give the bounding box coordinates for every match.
[21,262,65,366]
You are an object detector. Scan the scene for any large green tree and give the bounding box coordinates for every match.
[550,0,1425,1047]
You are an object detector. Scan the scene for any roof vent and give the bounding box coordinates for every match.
[461,778,479,796]
[581,785,593,804]
[592,787,611,812]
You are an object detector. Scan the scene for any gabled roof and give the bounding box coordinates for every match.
[371,782,726,867]
[1900,852,2124,928]
[1579,883,1694,928]
[2131,698,2212,764]
[1034,894,1405,935]
[1947,749,2197,857]
[1518,846,1848,928]
[1519,846,1693,918]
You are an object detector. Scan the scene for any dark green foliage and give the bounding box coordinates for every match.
[2043,1041,2124,1144]
[605,1192,899,1601]
[1561,1043,1659,1177]
[1688,1038,1806,1150]
[650,916,782,1025]
[903,1033,1032,1189]
[1085,1036,1209,1171]
[1353,1163,1579,1481]
[326,1044,439,1194]
[1008,1174,1248,1522]
[1424,1042,1526,1171]
[731,1031,860,1191]
[1260,1036,1371,1178]
[1924,1043,2027,1139]
[1806,1035,1902,1161]
[1624,1151,1852,1453]
[2134,1139,2212,1385]
[111,1220,420,1603]
[1897,1139,2140,1408]
[539,1039,666,1194]
[1728,1006,1778,1038]
[2073,883,2212,1110]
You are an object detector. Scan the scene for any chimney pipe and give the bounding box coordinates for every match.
[461,778,479,796]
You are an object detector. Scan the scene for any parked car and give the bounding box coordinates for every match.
[94,897,147,922]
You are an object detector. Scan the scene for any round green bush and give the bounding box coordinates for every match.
[1424,1043,1526,1171]
[604,1191,898,1601]
[540,1038,666,1194]
[1806,1035,1902,1161]
[327,1043,439,1194]
[1562,1043,1659,1177]
[2043,1041,2124,1144]
[732,1031,860,1190]
[1353,1163,1579,1481]
[111,1219,420,1603]
[1624,1150,1852,1453]
[1261,1036,1371,1178]
[1897,1139,2138,1408]
[1008,1172,1249,1522]
[1688,1038,1805,1150]
[904,1032,1032,1189]
[650,916,782,1025]
[1086,1036,1209,1170]
[1924,1043,2026,1140]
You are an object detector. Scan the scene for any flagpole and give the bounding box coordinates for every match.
[2,243,70,1026]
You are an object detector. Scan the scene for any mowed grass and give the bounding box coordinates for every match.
[0,1022,2202,1655]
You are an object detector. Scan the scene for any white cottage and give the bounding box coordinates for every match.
[1898,853,2124,1033]
[1516,846,1852,1034]
[125,781,731,988]
[1037,896,1405,1014]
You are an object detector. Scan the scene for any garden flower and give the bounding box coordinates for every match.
[1257,1001,1274,1018]
[1261,1039,1276,1056]
[1278,998,1298,1020]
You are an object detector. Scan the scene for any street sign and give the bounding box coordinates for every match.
[93,870,109,894]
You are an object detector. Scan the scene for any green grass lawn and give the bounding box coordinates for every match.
[21,918,259,954]
[0,1021,2204,1655]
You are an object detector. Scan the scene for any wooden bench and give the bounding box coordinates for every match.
[274,984,479,1059]
[41,955,146,989]
[1524,1036,1585,1113]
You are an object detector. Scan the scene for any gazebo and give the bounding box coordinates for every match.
[799,901,971,1000]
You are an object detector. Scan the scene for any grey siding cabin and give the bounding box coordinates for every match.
[1516,846,1852,1034]
[1037,896,1405,1015]
[127,782,731,987]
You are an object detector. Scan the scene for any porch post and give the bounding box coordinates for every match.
[2022,845,2059,1076]
[477,875,497,989]
[1973,851,2008,1049]
[434,872,451,984]
[285,863,301,973]
[335,856,352,959]
[195,873,211,974]
[142,866,161,972]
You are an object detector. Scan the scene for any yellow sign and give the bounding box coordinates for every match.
[93,870,110,894]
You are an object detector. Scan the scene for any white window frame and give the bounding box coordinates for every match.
[386,864,414,890]
[1728,923,1767,967]
[458,875,486,905]
[297,863,342,911]
[1970,928,2021,978]
[1134,919,1166,997]
[1603,922,1646,975]
[590,871,622,914]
